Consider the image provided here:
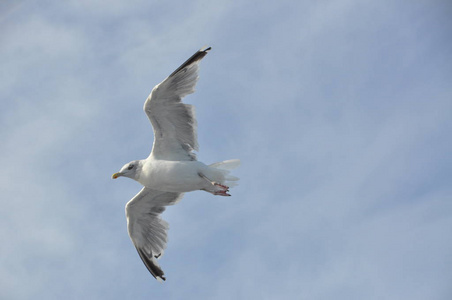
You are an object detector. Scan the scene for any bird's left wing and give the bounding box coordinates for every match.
[144,47,211,161]
[125,187,184,281]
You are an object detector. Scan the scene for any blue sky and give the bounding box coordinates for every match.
[1,0,451,299]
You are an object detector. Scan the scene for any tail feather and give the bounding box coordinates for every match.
[209,159,240,170]
[209,159,240,187]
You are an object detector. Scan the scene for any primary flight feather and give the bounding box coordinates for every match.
[112,47,240,282]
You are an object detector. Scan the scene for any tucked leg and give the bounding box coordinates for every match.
[198,172,231,196]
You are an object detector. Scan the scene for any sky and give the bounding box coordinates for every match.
[1,0,451,299]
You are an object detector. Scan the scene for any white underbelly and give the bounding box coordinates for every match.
[138,160,207,192]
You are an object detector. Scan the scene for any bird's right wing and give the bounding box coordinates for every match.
[125,187,184,281]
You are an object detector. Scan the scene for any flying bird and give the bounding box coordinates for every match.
[112,47,240,282]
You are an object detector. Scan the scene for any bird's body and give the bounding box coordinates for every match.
[137,158,238,194]
[139,159,207,192]
[112,47,239,282]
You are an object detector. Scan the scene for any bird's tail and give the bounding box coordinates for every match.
[209,159,240,187]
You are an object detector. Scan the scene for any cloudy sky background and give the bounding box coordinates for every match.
[1,0,451,299]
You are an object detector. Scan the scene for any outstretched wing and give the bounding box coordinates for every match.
[144,47,211,161]
[125,187,184,281]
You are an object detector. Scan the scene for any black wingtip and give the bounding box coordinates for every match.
[169,46,211,77]
[136,247,166,282]
[201,46,212,52]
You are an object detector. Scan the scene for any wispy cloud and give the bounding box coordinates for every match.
[1,0,451,299]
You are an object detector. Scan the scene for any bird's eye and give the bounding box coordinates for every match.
[128,164,134,170]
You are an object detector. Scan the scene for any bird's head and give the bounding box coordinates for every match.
[112,160,140,180]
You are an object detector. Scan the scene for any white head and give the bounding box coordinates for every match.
[112,160,142,180]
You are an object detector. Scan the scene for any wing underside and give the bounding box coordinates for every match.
[143,47,211,161]
[126,187,184,281]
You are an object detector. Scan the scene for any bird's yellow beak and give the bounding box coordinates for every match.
[112,173,121,179]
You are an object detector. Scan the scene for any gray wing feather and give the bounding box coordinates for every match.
[144,47,211,161]
[125,187,184,281]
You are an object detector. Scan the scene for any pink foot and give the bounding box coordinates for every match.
[213,183,230,196]
[214,190,231,196]
[214,182,229,191]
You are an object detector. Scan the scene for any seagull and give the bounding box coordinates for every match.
[112,47,240,282]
